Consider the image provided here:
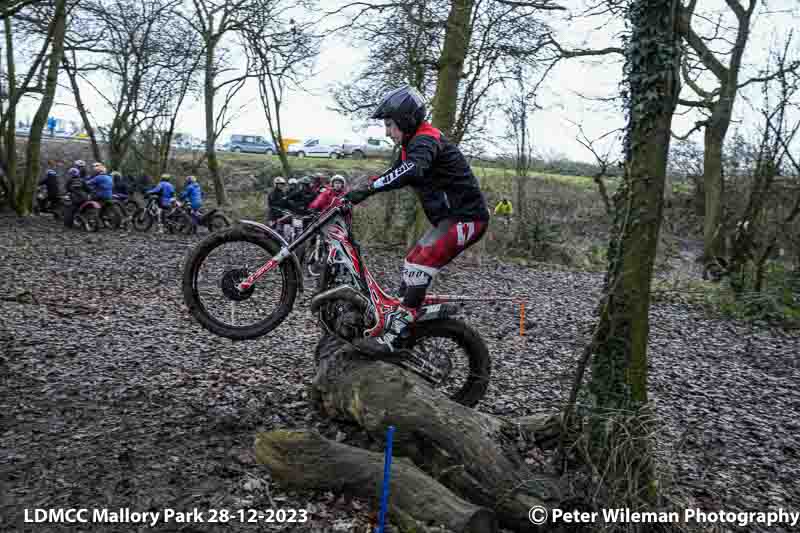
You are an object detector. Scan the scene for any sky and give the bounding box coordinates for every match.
[13,0,800,164]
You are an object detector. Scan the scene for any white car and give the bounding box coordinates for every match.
[287,138,344,159]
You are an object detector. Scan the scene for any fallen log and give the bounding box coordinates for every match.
[306,334,567,532]
[255,430,497,533]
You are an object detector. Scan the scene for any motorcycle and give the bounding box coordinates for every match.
[177,201,231,234]
[113,192,140,216]
[182,196,491,407]
[132,194,192,234]
[59,195,103,232]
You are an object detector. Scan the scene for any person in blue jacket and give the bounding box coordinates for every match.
[85,162,116,224]
[85,162,114,201]
[146,174,176,208]
[179,175,203,223]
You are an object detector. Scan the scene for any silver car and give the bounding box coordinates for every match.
[343,137,395,159]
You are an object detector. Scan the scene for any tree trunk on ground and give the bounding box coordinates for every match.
[586,0,681,503]
[256,431,498,533]
[269,335,567,532]
[204,41,227,206]
[430,0,474,139]
[19,0,67,215]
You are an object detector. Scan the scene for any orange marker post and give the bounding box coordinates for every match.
[519,301,525,336]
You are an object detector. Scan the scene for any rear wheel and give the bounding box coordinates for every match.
[123,199,139,215]
[352,150,364,160]
[79,207,100,232]
[166,209,193,235]
[132,208,154,232]
[402,319,490,407]
[208,213,231,232]
[182,225,299,340]
[296,151,305,158]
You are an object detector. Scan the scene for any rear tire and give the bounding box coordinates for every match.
[208,213,231,232]
[79,207,100,232]
[182,225,299,340]
[405,319,491,407]
[132,208,154,232]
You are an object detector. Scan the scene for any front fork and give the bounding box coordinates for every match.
[237,216,329,291]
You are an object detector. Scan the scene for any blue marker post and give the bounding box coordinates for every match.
[375,425,396,533]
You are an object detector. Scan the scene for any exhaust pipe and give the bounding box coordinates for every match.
[310,285,370,314]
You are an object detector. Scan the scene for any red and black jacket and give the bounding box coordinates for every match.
[368,122,490,225]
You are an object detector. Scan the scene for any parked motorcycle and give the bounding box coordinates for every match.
[177,201,231,234]
[132,194,192,234]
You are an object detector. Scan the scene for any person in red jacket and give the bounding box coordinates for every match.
[308,174,347,212]
[344,85,490,355]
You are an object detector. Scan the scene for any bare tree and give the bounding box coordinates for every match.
[0,0,68,214]
[676,0,800,263]
[243,1,319,177]
[178,0,262,206]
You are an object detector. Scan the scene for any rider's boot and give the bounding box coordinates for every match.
[356,305,418,356]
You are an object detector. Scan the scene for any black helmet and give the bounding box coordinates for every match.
[370,86,426,135]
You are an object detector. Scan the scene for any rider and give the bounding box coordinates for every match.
[64,167,89,228]
[145,174,177,228]
[287,176,317,213]
[308,174,348,212]
[86,162,115,220]
[38,169,60,211]
[146,174,176,208]
[344,85,490,354]
[267,177,290,222]
[494,198,513,225]
[74,160,88,179]
[179,175,203,223]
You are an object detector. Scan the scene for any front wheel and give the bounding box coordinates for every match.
[182,225,299,340]
[403,319,490,407]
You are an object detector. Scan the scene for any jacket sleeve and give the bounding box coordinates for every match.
[308,189,332,211]
[145,184,161,194]
[370,135,440,194]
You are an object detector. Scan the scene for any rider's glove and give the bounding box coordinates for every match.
[344,187,372,205]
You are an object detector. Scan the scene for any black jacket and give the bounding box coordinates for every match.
[268,188,290,218]
[366,122,489,225]
[286,187,316,213]
[38,173,59,199]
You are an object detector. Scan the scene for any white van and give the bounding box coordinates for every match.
[287,138,344,159]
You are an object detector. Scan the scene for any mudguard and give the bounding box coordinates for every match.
[238,219,304,292]
[79,200,103,211]
[416,303,458,322]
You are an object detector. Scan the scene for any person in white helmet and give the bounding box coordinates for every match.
[267,176,290,223]
[308,174,348,212]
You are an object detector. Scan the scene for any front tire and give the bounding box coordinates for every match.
[182,225,299,340]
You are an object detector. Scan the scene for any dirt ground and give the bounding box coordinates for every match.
[1,214,798,533]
